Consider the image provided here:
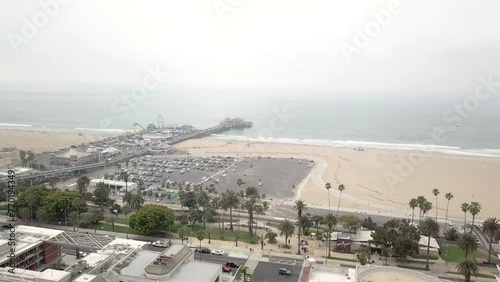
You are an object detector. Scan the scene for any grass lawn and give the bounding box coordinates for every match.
[90,222,256,244]
[446,271,496,279]
[440,245,488,263]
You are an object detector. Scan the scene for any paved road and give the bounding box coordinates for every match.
[251,256,303,282]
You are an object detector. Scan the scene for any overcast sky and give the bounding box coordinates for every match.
[1,0,499,92]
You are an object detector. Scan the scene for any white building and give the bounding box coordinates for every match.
[90,179,137,192]
[0,268,71,282]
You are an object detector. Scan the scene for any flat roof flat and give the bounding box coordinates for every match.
[168,261,220,282]
[120,250,159,277]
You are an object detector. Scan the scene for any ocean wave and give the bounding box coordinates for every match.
[208,134,500,158]
[73,127,125,133]
[0,123,33,127]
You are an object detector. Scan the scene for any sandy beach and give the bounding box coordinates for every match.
[0,129,114,168]
[176,138,500,220]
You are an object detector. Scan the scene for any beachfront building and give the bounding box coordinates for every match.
[0,226,63,271]
[101,244,221,282]
[50,145,101,166]
[148,144,174,154]
[90,179,137,192]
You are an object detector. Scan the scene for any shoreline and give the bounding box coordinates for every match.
[176,138,500,219]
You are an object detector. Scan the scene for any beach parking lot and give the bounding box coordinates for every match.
[125,155,312,200]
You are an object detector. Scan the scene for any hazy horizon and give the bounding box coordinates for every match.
[1,0,500,94]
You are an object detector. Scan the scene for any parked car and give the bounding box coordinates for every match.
[225,262,240,268]
[151,241,169,248]
[278,268,291,276]
[211,250,225,256]
[2,224,13,229]
[195,247,211,253]
[222,265,230,273]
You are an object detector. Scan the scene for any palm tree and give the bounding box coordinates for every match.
[94,182,109,211]
[324,213,337,258]
[443,193,453,234]
[311,215,324,236]
[294,200,307,255]
[237,266,252,282]
[421,217,440,270]
[122,191,133,207]
[432,189,439,221]
[467,202,481,233]
[105,217,116,232]
[458,233,478,258]
[196,190,211,228]
[461,202,469,231]
[277,219,295,247]
[245,197,257,240]
[416,196,426,222]
[422,200,433,219]
[130,193,145,210]
[456,259,480,282]
[178,225,190,244]
[76,176,90,195]
[120,171,129,198]
[409,198,418,224]
[325,182,332,212]
[336,184,345,216]
[481,217,499,263]
[222,190,239,231]
[196,229,206,261]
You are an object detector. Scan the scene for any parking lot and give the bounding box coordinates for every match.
[251,256,303,282]
[125,155,312,199]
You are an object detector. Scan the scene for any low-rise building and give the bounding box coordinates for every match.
[90,179,137,192]
[0,267,71,282]
[50,146,101,167]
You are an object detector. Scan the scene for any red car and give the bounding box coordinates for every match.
[225,262,240,268]
[222,265,230,272]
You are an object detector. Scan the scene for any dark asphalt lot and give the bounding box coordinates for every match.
[251,256,303,282]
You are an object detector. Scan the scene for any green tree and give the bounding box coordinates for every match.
[196,229,206,261]
[221,190,239,231]
[324,213,337,258]
[265,232,278,243]
[443,193,454,233]
[456,259,480,282]
[409,198,418,224]
[77,176,90,196]
[130,193,145,210]
[421,217,440,270]
[245,196,257,240]
[336,184,345,216]
[19,150,27,166]
[177,225,190,244]
[362,217,377,230]
[338,215,362,233]
[311,215,324,235]
[461,202,469,231]
[196,190,211,228]
[14,186,50,222]
[294,200,307,255]
[370,226,391,265]
[432,188,440,221]
[458,233,478,258]
[93,182,110,211]
[237,266,251,282]
[482,217,500,263]
[120,171,129,197]
[467,202,481,234]
[356,245,372,265]
[237,178,244,188]
[416,196,427,222]
[278,219,295,247]
[128,205,175,234]
[325,182,331,212]
[444,227,459,241]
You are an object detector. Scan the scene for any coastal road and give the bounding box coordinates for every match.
[251,256,303,282]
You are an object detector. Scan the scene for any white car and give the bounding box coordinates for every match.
[211,250,225,256]
[78,251,87,257]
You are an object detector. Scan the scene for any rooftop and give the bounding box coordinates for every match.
[55,147,92,158]
[0,267,71,282]
[168,261,221,282]
[144,244,191,276]
[120,250,158,277]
